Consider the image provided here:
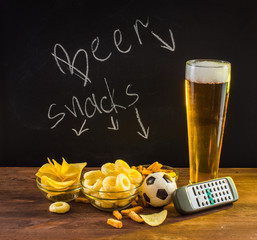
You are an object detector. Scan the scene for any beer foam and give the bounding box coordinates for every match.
[186,60,231,83]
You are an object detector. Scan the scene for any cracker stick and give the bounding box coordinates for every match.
[107,218,123,229]
[131,200,138,207]
[121,206,143,215]
[128,211,144,223]
[74,197,90,203]
[113,210,122,220]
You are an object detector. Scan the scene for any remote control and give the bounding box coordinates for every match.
[172,177,239,214]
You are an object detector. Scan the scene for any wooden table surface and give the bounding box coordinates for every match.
[0,167,257,240]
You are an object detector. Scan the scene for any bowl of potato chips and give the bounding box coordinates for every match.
[81,160,143,211]
[36,177,81,202]
[36,157,87,202]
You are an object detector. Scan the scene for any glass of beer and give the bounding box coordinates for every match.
[185,59,231,183]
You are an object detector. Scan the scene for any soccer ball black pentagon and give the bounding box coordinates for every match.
[142,172,177,207]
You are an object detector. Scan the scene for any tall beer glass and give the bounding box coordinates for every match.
[185,59,231,183]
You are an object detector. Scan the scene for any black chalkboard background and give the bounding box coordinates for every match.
[1,1,257,167]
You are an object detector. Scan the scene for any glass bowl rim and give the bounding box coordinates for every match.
[80,177,143,195]
[140,164,179,179]
[36,176,81,193]
[83,189,139,201]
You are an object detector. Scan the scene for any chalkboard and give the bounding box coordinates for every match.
[1,1,257,167]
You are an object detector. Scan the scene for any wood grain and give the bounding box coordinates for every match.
[0,167,256,240]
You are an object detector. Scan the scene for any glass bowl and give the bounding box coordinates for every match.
[36,177,81,202]
[141,164,179,181]
[81,178,143,211]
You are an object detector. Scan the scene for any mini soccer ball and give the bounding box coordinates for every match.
[142,172,177,207]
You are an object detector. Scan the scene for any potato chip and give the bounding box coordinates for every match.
[140,210,167,226]
[36,164,61,181]
[62,158,87,181]
[52,159,63,177]
[41,175,76,190]
[61,158,79,179]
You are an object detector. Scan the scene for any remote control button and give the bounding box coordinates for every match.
[196,198,201,207]
[192,187,197,196]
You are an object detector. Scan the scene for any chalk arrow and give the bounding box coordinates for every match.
[108,116,119,130]
[72,119,89,136]
[135,107,150,139]
[151,29,175,52]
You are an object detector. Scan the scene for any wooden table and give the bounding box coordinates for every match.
[0,168,256,240]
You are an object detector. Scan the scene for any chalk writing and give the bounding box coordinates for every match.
[134,107,150,139]
[52,44,90,87]
[48,103,65,129]
[133,17,150,45]
[48,17,175,139]
[108,116,119,131]
[91,37,112,62]
[114,29,132,54]
[151,29,175,52]
[51,17,175,87]
[72,119,89,136]
[48,78,139,132]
